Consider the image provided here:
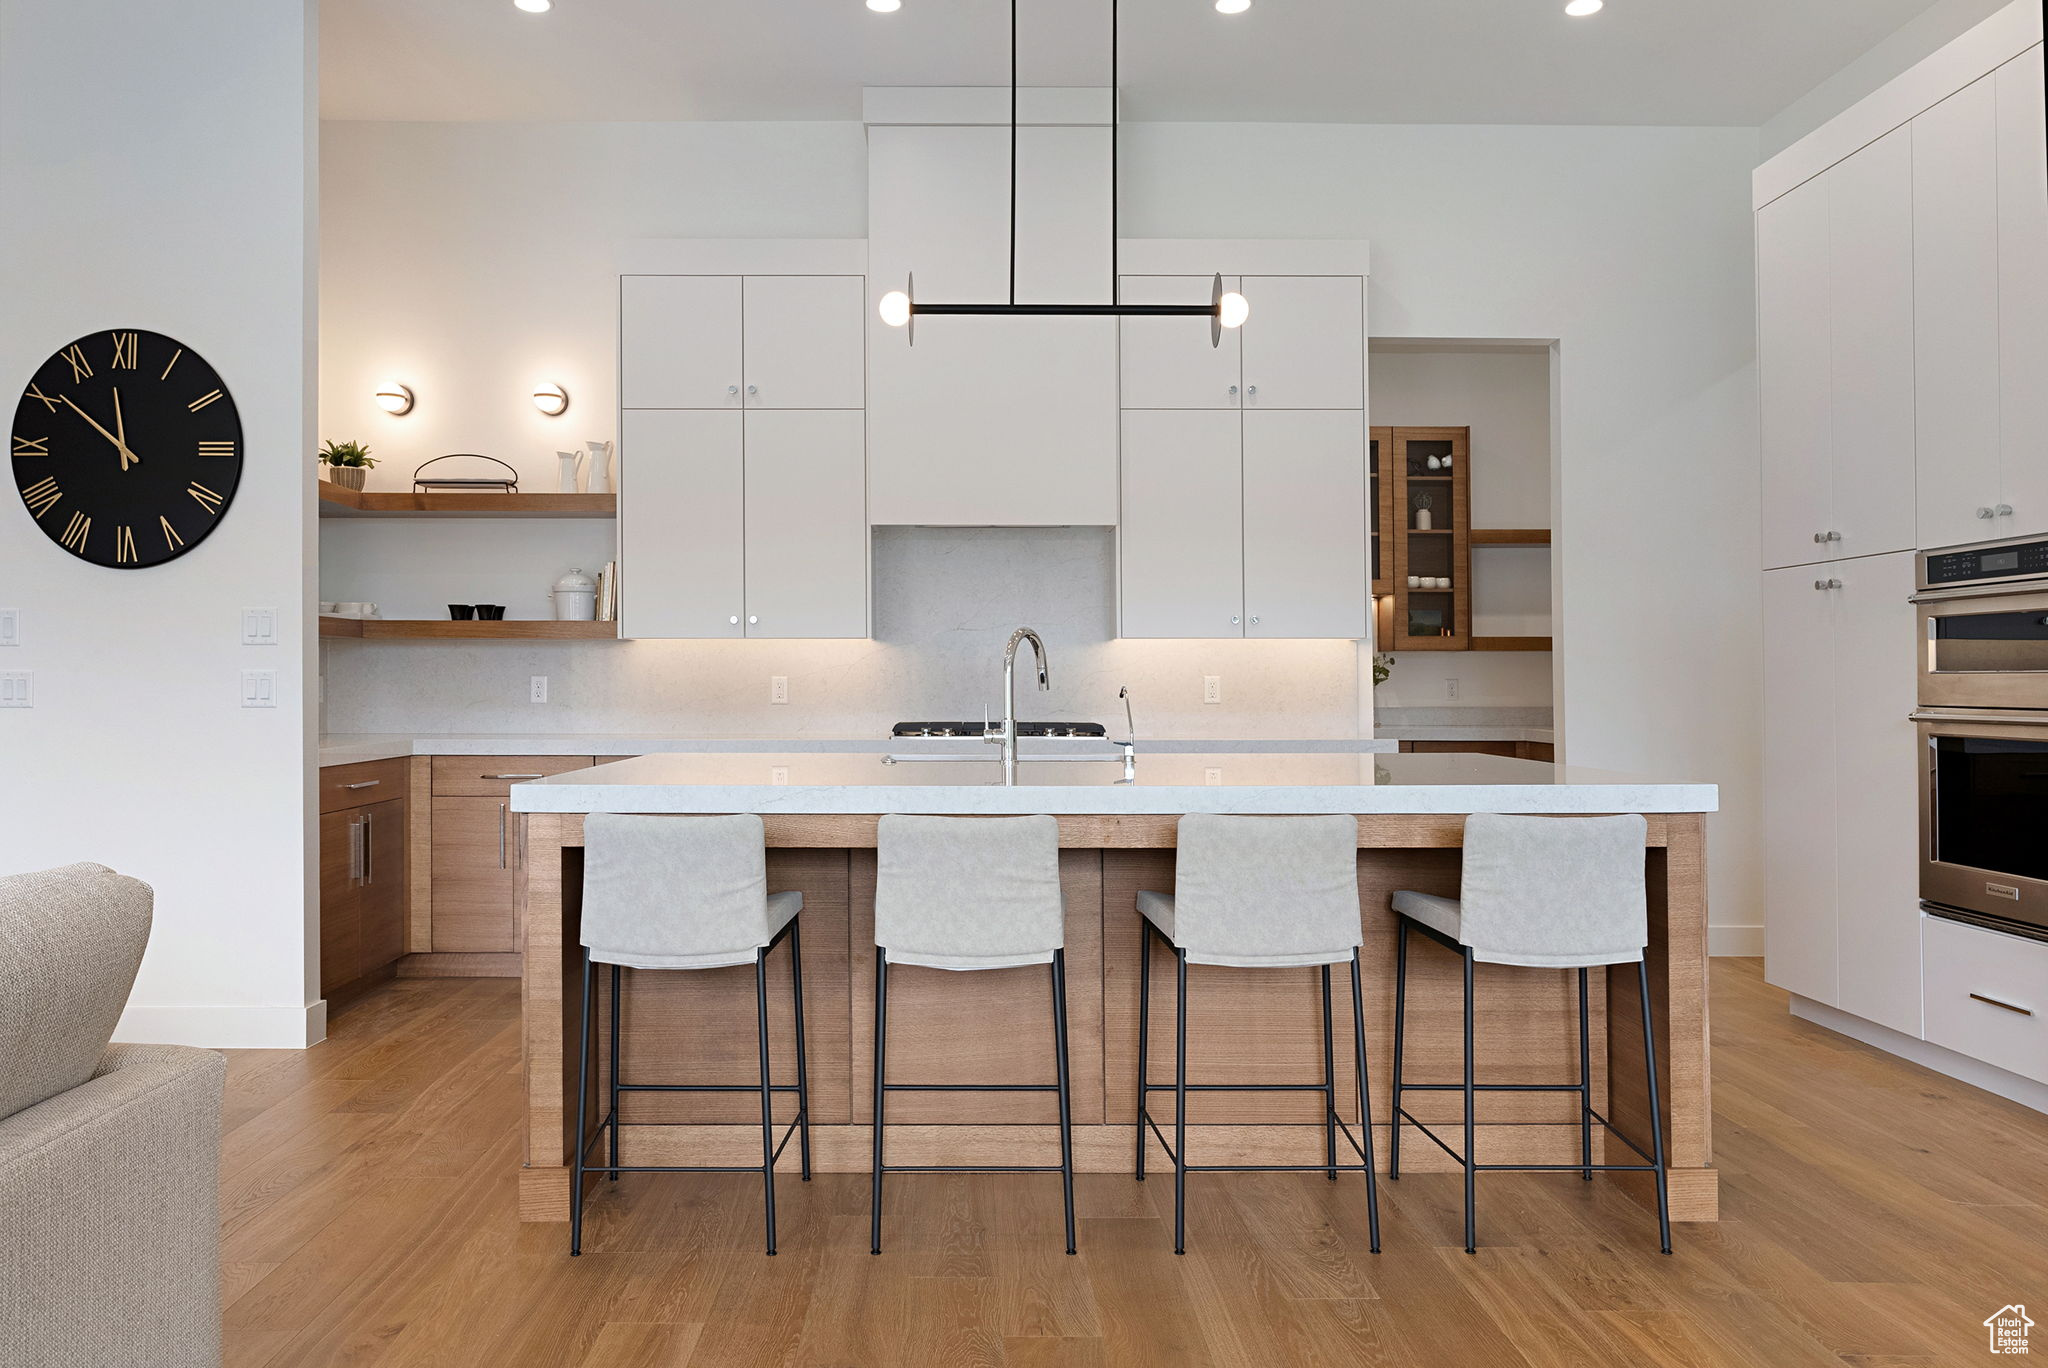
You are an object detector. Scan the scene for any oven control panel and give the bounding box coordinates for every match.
[1923,537,2048,587]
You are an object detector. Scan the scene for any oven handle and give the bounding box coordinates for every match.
[1910,580,2048,604]
[1911,709,2048,727]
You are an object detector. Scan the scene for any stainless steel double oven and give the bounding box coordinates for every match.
[1914,534,2048,935]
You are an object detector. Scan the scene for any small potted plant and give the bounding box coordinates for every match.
[319,439,376,490]
[1373,652,1395,688]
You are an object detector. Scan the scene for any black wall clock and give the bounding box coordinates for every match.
[11,329,244,568]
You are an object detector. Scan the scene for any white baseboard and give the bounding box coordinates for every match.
[114,999,328,1050]
[1790,995,2048,1115]
[1708,924,1763,957]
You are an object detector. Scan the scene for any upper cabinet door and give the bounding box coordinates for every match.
[1239,277,1365,410]
[619,409,745,639]
[1997,50,2048,538]
[1915,78,2005,552]
[743,411,868,639]
[1827,128,1917,561]
[1119,275,1241,409]
[742,276,866,410]
[620,276,743,409]
[1757,174,1834,570]
[1119,410,1245,638]
[1242,410,1368,639]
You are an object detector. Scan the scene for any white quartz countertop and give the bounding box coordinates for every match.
[316,733,1397,767]
[506,751,1716,816]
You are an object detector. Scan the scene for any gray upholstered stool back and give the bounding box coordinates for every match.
[875,814,1064,969]
[581,813,797,969]
[1164,814,1362,966]
[1458,813,1649,967]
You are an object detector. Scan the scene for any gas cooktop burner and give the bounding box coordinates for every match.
[891,721,1109,739]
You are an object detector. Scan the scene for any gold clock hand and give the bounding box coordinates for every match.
[112,388,134,471]
[60,393,141,469]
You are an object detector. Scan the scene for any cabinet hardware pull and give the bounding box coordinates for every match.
[1228,385,1239,396]
[727,385,739,396]
[729,615,741,626]
[363,812,374,884]
[1250,615,1261,626]
[748,615,759,626]
[1969,992,2033,1016]
[1977,506,1995,519]
[349,817,366,883]
[485,773,545,780]
[1230,615,1241,625]
[343,780,380,789]
[1996,503,2014,517]
[499,802,508,869]
[746,384,758,396]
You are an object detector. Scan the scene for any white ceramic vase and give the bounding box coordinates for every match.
[585,440,614,495]
[555,450,583,494]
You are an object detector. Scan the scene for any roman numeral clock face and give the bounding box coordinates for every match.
[11,330,243,568]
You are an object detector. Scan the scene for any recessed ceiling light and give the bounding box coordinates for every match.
[1564,0,1602,14]
[1216,0,1252,12]
[514,0,550,11]
[867,0,902,11]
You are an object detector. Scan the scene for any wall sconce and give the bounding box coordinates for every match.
[373,381,415,415]
[532,381,570,417]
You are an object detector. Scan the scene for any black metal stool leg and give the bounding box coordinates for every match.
[1349,948,1382,1254]
[1173,948,1189,1256]
[755,949,778,1256]
[1638,958,1673,1255]
[570,948,593,1256]
[1321,963,1338,1181]
[1135,921,1150,1182]
[870,947,888,1255]
[608,963,622,1182]
[1052,949,1077,1256]
[791,919,813,1181]
[1390,920,1408,1180]
[1579,966,1594,1181]
[1462,947,1477,1255]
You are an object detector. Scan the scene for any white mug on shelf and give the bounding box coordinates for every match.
[1405,575,1420,589]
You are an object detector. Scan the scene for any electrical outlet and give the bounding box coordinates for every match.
[241,607,278,646]
[530,675,549,704]
[770,765,790,785]
[1445,678,1460,701]
[0,609,18,646]
[0,671,31,707]
[240,669,276,708]
[771,675,789,705]
[1204,766,1224,786]
[1202,675,1223,705]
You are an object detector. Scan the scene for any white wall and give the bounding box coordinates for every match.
[0,0,319,1045]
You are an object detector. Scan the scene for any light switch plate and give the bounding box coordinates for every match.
[241,669,277,708]
[241,607,279,646]
[0,671,31,707]
[0,609,18,646]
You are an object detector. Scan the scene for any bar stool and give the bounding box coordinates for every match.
[871,814,1075,1256]
[1388,812,1671,1255]
[571,813,811,1257]
[1136,813,1382,1256]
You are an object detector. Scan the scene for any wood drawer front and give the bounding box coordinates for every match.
[319,758,410,814]
[431,755,594,797]
[431,795,520,953]
[1923,916,2048,1085]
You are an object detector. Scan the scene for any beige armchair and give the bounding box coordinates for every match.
[0,863,225,1368]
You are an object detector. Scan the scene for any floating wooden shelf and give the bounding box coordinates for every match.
[1471,528,1551,546]
[319,616,617,641]
[318,483,617,518]
[1470,635,1553,652]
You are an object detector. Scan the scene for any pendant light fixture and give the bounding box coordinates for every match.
[877,0,1248,347]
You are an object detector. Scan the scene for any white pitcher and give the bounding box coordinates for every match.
[555,450,583,494]
[585,440,614,495]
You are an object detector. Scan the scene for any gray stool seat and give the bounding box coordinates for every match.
[1135,814,1380,1255]
[1387,812,1670,1256]
[871,814,1076,1255]
[571,813,812,1257]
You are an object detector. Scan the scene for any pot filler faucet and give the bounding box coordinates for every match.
[987,626,1049,786]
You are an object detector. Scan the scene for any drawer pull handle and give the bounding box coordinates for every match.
[1969,992,2033,1017]
[486,773,546,780]
[343,780,381,789]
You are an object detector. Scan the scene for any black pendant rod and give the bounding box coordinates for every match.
[1010,0,1018,307]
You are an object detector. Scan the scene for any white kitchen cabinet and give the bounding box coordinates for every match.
[1923,915,2048,1086]
[1757,175,1835,571]
[1242,411,1368,639]
[620,276,742,410]
[620,409,745,639]
[1239,276,1365,410]
[1827,129,1918,562]
[1119,411,1244,638]
[743,411,867,638]
[741,276,866,410]
[1915,77,2005,552]
[1119,276,1243,410]
[1762,563,1840,1007]
[1997,48,2048,539]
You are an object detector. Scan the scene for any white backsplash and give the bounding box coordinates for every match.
[321,526,1366,738]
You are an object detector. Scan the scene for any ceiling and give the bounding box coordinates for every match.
[321,0,1945,126]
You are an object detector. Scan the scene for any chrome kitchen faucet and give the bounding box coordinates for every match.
[988,626,1049,786]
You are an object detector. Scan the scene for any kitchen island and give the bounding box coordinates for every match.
[511,752,1720,1224]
